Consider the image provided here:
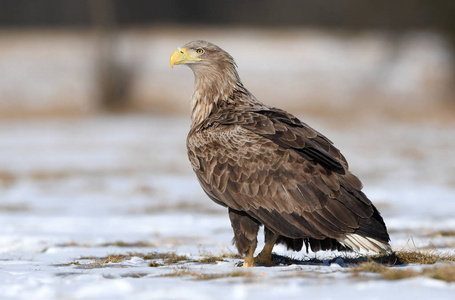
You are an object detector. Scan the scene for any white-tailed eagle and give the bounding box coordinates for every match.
[170,40,391,267]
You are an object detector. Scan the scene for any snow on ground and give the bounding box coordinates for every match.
[0,114,454,299]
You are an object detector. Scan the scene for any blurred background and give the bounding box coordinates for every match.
[1,0,455,118]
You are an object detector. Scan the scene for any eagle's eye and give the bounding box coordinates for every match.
[195,48,205,55]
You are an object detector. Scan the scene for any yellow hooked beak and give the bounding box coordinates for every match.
[170,47,201,68]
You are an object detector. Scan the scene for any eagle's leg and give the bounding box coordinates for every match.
[243,241,257,267]
[254,227,278,266]
[228,208,260,267]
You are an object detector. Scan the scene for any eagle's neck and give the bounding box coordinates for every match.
[189,64,257,128]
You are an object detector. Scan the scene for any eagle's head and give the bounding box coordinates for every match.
[170,40,254,126]
[170,40,236,73]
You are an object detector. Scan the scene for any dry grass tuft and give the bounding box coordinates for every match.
[83,254,131,268]
[58,260,82,267]
[149,261,164,267]
[73,254,133,269]
[100,241,156,247]
[381,269,420,280]
[351,261,388,273]
[80,254,130,264]
[379,265,455,282]
[101,254,130,263]
[438,231,455,237]
[0,203,31,213]
[196,256,226,263]
[143,251,190,266]
[423,265,455,282]
[394,251,455,265]
[0,172,15,186]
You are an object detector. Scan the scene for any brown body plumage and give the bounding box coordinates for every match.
[170,40,391,267]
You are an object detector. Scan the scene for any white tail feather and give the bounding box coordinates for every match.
[337,234,392,254]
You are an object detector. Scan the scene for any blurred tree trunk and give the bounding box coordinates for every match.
[90,0,134,111]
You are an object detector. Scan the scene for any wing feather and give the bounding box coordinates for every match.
[187,108,389,245]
